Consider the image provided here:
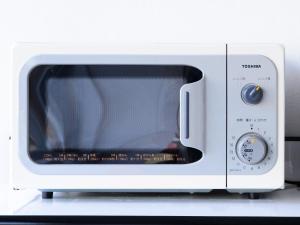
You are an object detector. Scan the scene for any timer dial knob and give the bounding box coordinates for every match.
[236,133,268,165]
[241,84,263,104]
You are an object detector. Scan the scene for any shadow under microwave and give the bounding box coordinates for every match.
[28,65,203,164]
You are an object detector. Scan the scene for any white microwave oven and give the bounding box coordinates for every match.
[11,43,284,199]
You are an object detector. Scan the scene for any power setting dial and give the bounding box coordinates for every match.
[241,84,263,104]
[236,133,268,165]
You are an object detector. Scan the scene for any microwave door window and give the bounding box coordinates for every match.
[28,65,202,164]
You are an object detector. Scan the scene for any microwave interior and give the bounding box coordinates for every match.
[28,65,203,164]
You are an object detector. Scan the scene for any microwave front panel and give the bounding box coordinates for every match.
[227,55,278,175]
[17,54,226,175]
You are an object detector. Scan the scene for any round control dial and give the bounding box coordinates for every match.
[241,84,263,104]
[236,133,268,165]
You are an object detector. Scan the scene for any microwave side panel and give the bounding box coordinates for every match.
[226,44,284,191]
[11,43,227,191]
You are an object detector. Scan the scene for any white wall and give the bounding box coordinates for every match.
[0,0,300,186]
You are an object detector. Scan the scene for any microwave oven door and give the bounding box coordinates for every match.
[13,44,226,191]
[28,64,203,165]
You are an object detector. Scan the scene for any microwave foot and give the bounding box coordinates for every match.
[246,193,260,199]
[42,191,53,199]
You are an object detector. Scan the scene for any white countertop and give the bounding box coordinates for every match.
[1,184,300,217]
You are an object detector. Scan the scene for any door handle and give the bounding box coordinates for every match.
[180,76,205,151]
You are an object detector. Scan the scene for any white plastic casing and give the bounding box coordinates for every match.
[227,44,284,191]
[11,43,284,193]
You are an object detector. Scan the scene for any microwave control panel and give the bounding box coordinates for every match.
[227,55,278,175]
